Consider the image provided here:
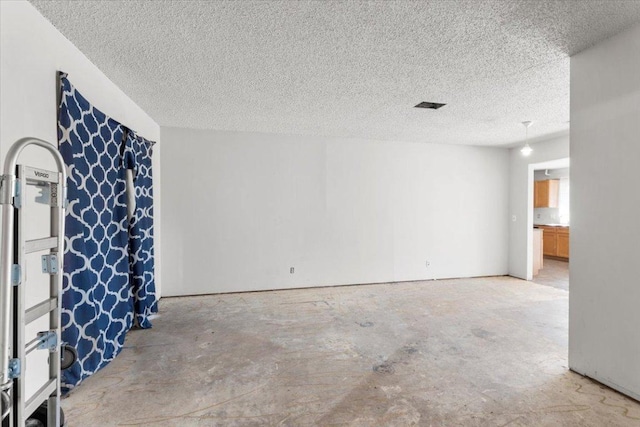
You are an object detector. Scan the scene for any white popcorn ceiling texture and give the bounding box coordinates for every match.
[31,1,640,146]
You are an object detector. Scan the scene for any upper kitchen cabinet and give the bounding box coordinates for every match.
[534,179,560,208]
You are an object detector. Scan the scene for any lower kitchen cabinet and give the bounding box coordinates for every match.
[542,229,557,256]
[537,226,569,259]
[557,229,570,258]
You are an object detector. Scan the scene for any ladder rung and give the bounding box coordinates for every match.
[25,237,58,254]
[25,379,57,419]
[26,298,57,324]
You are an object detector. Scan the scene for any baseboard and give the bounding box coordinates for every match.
[569,367,640,403]
[544,255,569,262]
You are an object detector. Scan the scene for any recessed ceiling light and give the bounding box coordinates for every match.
[414,101,446,110]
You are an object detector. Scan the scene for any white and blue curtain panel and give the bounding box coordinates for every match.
[124,132,157,328]
[58,73,157,390]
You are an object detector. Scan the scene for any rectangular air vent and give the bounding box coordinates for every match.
[415,101,446,109]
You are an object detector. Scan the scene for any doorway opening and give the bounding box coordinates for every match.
[528,158,570,291]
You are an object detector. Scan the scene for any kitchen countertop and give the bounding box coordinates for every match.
[534,224,569,227]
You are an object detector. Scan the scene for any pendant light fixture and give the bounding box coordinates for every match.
[520,121,533,156]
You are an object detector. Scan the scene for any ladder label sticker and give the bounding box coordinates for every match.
[51,183,59,207]
[23,166,59,184]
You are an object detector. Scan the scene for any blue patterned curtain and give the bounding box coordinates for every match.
[124,132,157,328]
[57,74,156,390]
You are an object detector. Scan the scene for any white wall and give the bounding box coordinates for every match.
[569,24,640,400]
[534,167,569,181]
[508,134,570,280]
[161,127,509,296]
[0,0,162,294]
[0,0,160,399]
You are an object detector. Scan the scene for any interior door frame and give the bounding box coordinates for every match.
[526,157,570,280]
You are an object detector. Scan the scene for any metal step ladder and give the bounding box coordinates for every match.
[1,138,67,427]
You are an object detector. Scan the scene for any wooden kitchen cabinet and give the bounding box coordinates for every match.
[557,228,570,258]
[540,226,557,256]
[537,226,569,259]
[534,179,559,208]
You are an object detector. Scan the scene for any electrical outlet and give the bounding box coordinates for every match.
[290,267,295,274]
[512,215,517,222]
[425,261,430,268]
[536,213,541,219]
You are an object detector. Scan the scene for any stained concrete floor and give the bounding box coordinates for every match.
[61,276,640,426]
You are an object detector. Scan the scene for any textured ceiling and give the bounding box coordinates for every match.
[30,0,640,146]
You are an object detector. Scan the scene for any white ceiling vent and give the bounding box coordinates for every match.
[414,102,446,110]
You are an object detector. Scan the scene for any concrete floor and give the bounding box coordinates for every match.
[61,276,640,426]
[532,258,569,292]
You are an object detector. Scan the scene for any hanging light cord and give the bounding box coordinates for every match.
[520,121,533,155]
